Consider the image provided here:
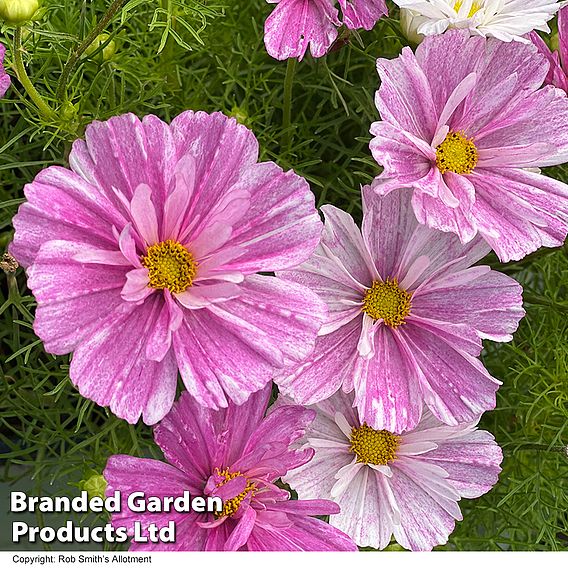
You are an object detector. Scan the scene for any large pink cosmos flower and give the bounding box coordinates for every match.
[277,186,524,434]
[104,386,358,551]
[0,44,10,97]
[10,111,327,425]
[370,29,568,262]
[281,390,503,551]
[264,0,388,61]
[530,7,568,91]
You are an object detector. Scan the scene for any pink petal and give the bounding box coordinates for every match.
[412,267,525,343]
[219,162,323,274]
[26,240,129,355]
[224,505,256,551]
[339,0,387,30]
[70,295,178,425]
[161,153,196,241]
[264,0,340,61]
[387,466,457,551]
[376,47,438,142]
[121,268,152,303]
[10,166,124,268]
[353,325,423,434]
[130,183,159,246]
[175,282,242,309]
[104,455,193,532]
[171,111,259,224]
[399,324,500,426]
[276,318,361,406]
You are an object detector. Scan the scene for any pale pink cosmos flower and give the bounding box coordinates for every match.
[10,112,327,425]
[277,186,524,434]
[264,0,388,61]
[0,44,10,97]
[530,6,568,91]
[281,390,503,551]
[104,385,358,551]
[370,29,568,262]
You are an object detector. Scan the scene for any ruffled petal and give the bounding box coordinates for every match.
[69,294,178,425]
[219,162,323,273]
[26,240,129,354]
[276,317,361,405]
[353,325,423,434]
[174,275,326,409]
[10,166,124,268]
[264,0,340,61]
[104,455,193,533]
[412,267,525,342]
[339,0,387,30]
[399,324,500,425]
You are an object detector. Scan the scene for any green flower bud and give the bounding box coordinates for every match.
[82,474,107,501]
[85,33,116,62]
[0,0,39,25]
[229,106,248,125]
[59,101,77,122]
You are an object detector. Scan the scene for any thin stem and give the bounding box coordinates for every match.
[56,0,128,101]
[12,27,56,120]
[282,57,296,148]
[512,443,567,455]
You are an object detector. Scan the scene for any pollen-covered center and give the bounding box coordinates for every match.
[436,131,478,175]
[141,240,197,294]
[454,0,482,17]
[214,468,257,518]
[350,424,400,466]
[362,278,412,327]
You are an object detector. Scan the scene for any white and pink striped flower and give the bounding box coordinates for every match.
[281,389,503,551]
[277,186,524,433]
[370,29,568,262]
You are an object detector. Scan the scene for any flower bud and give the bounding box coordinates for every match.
[400,8,424,46]
[0,0,39,25]
[85,33,116,62]
[82,474,107,501]
[59,101,77,122]
[229,105,248,125]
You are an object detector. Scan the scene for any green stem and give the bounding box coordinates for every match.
[12,27,56,120]
[282,58,296,148]
[56,0,128,101]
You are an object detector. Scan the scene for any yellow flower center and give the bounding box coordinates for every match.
[454,0,482,17]
[214,468,256,518]
[350,424,400,466]
[436,131,478,175]
[362,278,412,327]
[141,240,197,294]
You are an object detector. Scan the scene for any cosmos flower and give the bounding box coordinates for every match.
[0,44,10,97]
[277,186,524,433]
[10,111,327,425]
[393,0,562,43]
[264,0,388,61]
[281,390,503,551]
[370,29,568,262]
[530,6,568,91]
[104,386,358,551]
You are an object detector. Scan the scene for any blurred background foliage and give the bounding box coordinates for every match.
[0,0,566,552]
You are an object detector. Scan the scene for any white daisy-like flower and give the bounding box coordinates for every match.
[394,0,564,43]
